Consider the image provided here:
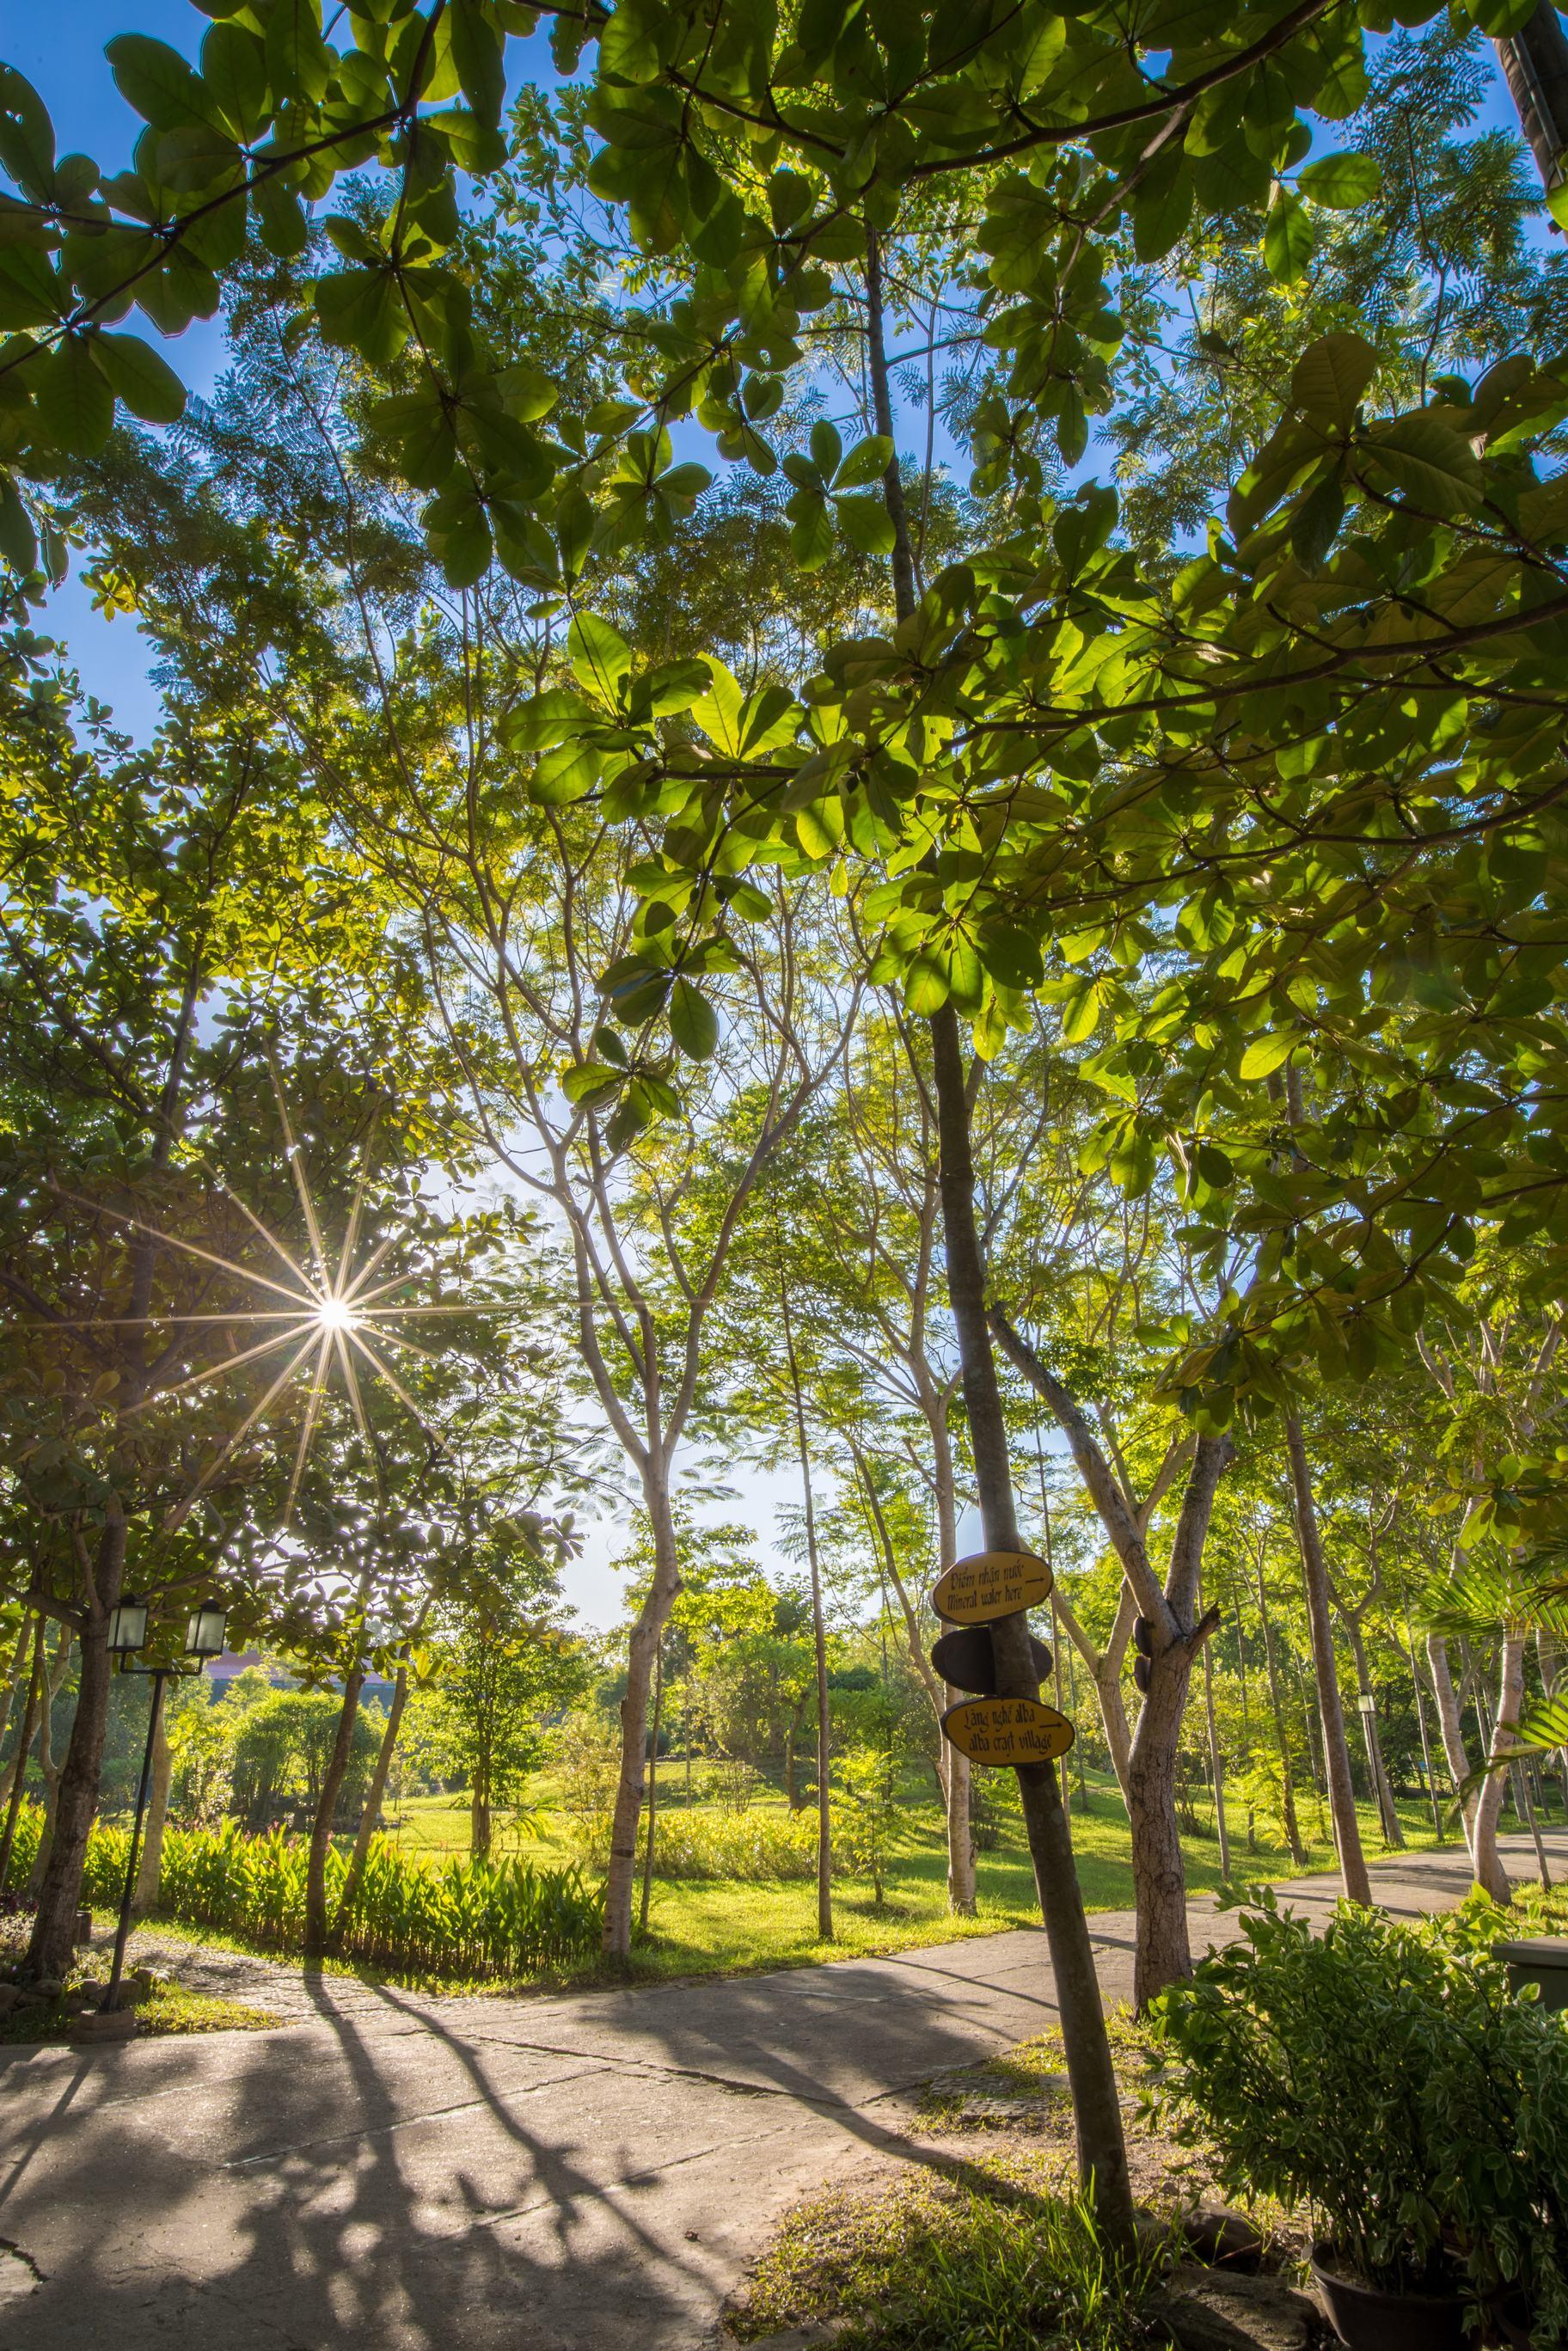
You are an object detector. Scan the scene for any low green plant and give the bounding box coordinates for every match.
[5,1803,604,1982]
[732,2158,1169,2350]
[1148,1893,1568,2337]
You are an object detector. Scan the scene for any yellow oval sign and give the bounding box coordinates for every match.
[930,1549,1052,1625]
[942,1698,1075,1769]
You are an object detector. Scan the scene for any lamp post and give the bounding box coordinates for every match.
[99,1600,228,2016]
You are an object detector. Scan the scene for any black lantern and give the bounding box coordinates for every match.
[184,1602,229,1661]
[105,1595,149,1656]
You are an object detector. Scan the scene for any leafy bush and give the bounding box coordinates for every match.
[4,1803,603,1981]
[568,1802,818,1881]
[1148,1893,1568,2336]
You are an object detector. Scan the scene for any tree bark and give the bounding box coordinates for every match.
[335,1662,407,1932]
[0,1618,31,1764]
[0,1619,43,1894]
[780,1271,833,1942]
[1429,1632,1479,1856]
[603,1465,681,1959]
[1201,1592,1230,1880]
[639,1640,663,1935]
[1469,1634,1520,1902]
[1344,1618,1404,1849]
[1254,1566,1308,1868]
[304,1667,364,1961]
[928,1002,1132,2244]
[1283,1417,1372,1903]
[132,1690,174,1916]
[27,1523,122,1979]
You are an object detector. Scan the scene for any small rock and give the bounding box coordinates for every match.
[31,1977,61,1999]
[0,1985,23,2015]
[68,2007,138,2044]
[1181,2207,1267,2273]
[1153,2263,1322,2351]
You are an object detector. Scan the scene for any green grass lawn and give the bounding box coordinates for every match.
[370,1770,1483,1987]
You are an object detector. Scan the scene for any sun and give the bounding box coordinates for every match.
[314,1296,358,1335]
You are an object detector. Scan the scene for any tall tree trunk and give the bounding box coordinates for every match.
[26,1630,68,1897]
[927,1001,1132,2244]
[1201,1589,1230,1881]
[1428,1632,1479,1858]
[603,1465,681,1960]
[1283,1418,1372,1903]
[0,1618,31,1763]
[1400,1609,1445,1841]
[1495,3,1568,192]
[1254,1568,1308,1868]
[640,1640,663,1935]
[27,1531,119,1982]
[780,1270,833,1942]
[1344,1619,1404,1849]
[1234,1612,1258,1850]
[931,1417,976,1913]
[132,1692,174,1916]
[304,1666,364,1961]
[1469,1635,1520,1902]
[334,1661,408,1935]
[0,1619,43,1893]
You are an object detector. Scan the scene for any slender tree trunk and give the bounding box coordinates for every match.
[933,1421,976,1914]
[0,1619,43,1894]
[927,1001,1132,2244]
[1283,1419,1372,1903]
[471,1774,493,1861]
[780,1271,832,1941]
[304,1667,364,1961]
[1469,1635,1520,1902]
[640,1640,663,1935]
[0,1619,30,1763]
[132,1693,174,1916]
[1201,1586,1230,1882]
[1255,1567,1308,1868]
[334,1661,408,1933]
[1399,1607,1445,1842]
[1234,1611,1257,1850]
[783,1722,797,1810]
[1344,1619,1404,1848]
[603,1465,681,1960]
[27,1521,123,1981]
[26,1636,65,1898]
[1428,1632,1479,1858]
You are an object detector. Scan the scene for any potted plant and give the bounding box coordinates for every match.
[1146,1894,1568,2348]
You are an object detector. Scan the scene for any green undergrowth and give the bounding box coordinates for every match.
[0,1970,279,2047]
[727,2152,1174,2350]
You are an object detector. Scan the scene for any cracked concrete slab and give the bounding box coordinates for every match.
[1,1834,1554,2351]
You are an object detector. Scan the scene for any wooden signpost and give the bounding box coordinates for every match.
[927,1549,1074,1771]
[930,1548,1052,1626]
[941,1697,1075,1767]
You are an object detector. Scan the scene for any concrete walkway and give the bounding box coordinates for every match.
[1,1834,1560,2351]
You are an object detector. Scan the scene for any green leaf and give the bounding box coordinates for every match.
[836,493,897,555]
[0,469,37,573]
[200,21,269,140]
[40,335,113,456]
[669,977,719,1061]
[503,687,594,751]
[315,267,408,365]
[450,0,505,129]
[95,331,186,425]
[1296,150,1381,210]
[254,174,309,258]
[1263,190,1314,285]
[0,67,57,199]
[832,432,893,489]
[1290,333,1376,432]
[1363,411,1484,513]
[809,420,842,478]
[903,954,950,1016]
[694,658,745,756]
[568,611,633,702]
[1239,1033,1294,1080]
[1060,980,1100,1045]
[266,0,332,106]
[530,739,603,804]
[104,35,220,132]
[561,1062,622,1106]
[787,489,835,570]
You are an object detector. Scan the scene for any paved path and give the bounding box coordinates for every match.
[2,1834,1560,2351]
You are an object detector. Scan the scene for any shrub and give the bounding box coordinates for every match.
[4,1804,603,1981]
[567,1803,818,1881]
[1148,1892,1568,2336]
